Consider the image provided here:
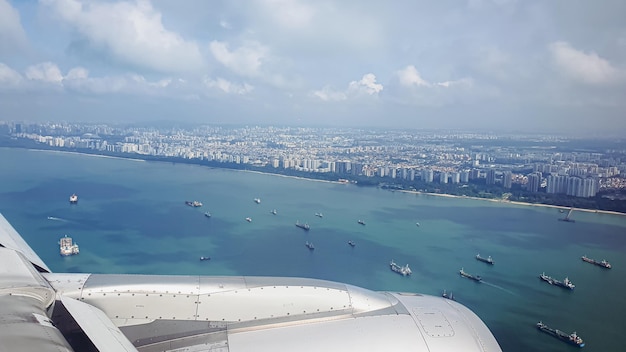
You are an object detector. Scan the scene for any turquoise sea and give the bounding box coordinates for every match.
[1,147,625,352]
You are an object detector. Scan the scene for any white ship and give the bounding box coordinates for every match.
[254,198,261,204]
[69,194,78,204]
[390,260,412,276]
[59,235,79,256]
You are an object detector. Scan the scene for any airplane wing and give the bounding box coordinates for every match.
[0,213,502,351]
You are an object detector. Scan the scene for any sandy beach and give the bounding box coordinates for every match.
[400,189,626,216]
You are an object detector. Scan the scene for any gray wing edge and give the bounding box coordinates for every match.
[0,213,51,272]
[60,295,139,352]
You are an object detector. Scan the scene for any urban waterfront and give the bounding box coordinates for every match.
[1,147,625,352]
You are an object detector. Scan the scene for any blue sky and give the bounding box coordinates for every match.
[1,0,625,135]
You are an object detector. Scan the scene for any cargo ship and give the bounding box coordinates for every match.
[536,322,584,347]
[459,268,482,282]
[476,254,494,265]
[581,255,611,269]
[390,260,412,276]
[295,220,310,231]
[59,235,79,256]
[539,272,575,289]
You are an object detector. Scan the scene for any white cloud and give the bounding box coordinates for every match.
[0,61,176,95]
[42,0,205,73]
[397,65,430,87]
[348,73,384,95]
[0,0,29,54]
[210,40,267,77]
[395,65,472,89]
[549,41,624,85]
[65,67,89,80]
[219,20,231,29]
[204,77,254,95]
[436,78,473,88]
[312,86,347,101]
[312,73,382,101]
[0,62,23,86]
[257,0,316,29]
[25,62,64,83]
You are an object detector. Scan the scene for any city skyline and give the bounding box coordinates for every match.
[1,0,626,135]
[3,120,624,200]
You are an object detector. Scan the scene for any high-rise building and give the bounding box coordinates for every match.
[450,172,460,184]
[422,169,434,183]
[546,175,567,194]
[439,172,448,184]
[486,169,497,185]
[460,170,470,183]
[566,177,599,198]
[526,172,541,193]
[502,171,512,189]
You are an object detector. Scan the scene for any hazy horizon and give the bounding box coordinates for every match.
[1,0,625,135]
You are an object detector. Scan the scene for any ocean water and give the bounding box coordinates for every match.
[1,147,625,352]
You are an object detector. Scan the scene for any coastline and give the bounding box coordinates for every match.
[27,148,145,162]
[399,190,626,216]
[9,146,625,216]
[243,169,344,185]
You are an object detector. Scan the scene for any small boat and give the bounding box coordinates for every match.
[271,209,277,215]
[581,255,611,269]
[416,222,420,227]
[185,200,202,207]
[69,194,78,204]
[295,220,310,231]
[459,268,482,282]
[442,290,454,300]
[536,321,584,347]
[357,220,366,225]
[315,212,323,218]
[476,254,494,265]
[204,212,211,218]
[305,241,315,250]
[199,256,211,261]
[348,240,356,247]
[254,198,261,204]
[59,235,79,256]
[245,217,252,222]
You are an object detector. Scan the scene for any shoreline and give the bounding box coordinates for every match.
[242,169,343,184]
[27,149,145,162]
[11,147,626,216]
[400,190,626,216]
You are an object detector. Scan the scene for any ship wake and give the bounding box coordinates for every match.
[481,281,518,296]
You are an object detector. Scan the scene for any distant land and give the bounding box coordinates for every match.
[2,134,625,215]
